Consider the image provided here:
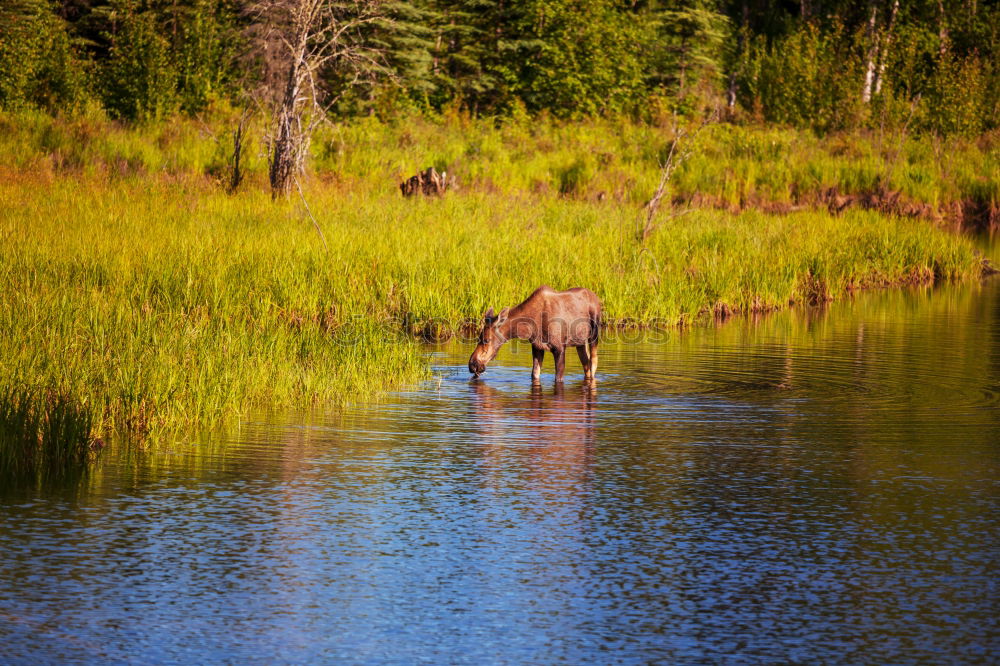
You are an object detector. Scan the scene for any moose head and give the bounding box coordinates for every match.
[468,306,510,376]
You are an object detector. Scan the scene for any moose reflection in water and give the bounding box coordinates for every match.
[470,380,597,500]
[469,286,602,382]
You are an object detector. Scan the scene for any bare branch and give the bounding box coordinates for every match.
[640,109,718,242]
[294,175,329,250]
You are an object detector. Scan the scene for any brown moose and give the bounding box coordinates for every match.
[469,286,602,382]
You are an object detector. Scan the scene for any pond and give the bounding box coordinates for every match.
[1,275,998,662]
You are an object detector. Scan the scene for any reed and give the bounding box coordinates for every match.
[0,387,94,483]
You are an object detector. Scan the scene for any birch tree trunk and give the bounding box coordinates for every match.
[937,0,950,56]
[726,0,749,109]
[873,0,898,97]
[862,0,898,103]
[861,4,879,104]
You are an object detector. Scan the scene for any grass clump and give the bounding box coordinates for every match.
[0,178,429,442]
[0,387,95,485]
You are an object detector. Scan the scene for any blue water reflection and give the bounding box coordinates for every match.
[1,279,998,663]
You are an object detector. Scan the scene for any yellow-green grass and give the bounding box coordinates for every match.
[0,172,988,465]
[3,107,997,220]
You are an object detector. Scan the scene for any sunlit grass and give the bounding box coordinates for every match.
[2,107,997,215]
[0,106,994,469]
[1,173,987,458]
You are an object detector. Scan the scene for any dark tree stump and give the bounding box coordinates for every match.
[400,167,451,197]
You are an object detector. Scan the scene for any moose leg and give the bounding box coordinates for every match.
[531,346,544,382]
[588,340,599,380]
[552,346,566,383]
[576,345,591,379]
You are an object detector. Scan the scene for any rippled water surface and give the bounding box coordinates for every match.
[2,277,999,663]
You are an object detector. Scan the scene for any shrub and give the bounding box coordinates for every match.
[101,7,177,121]
[741,23,864,133]
[0,0,89,112]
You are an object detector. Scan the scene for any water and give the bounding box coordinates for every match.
[2,278,998,663]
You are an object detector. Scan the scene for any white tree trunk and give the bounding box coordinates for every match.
[873,0,899,96]
[937,0,950,56]
[861,4,878,104]
[726,1,749,109]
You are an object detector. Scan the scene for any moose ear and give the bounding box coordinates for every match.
[495,307,510,326]
[483,306,495,321]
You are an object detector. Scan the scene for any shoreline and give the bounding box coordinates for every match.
[1,132,995,467]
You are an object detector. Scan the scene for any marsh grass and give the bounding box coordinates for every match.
[0,107,994,464]
[0,387,94,483]
[1,173,987,454]
[3,108,997,224]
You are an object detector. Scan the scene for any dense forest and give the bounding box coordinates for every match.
[0,0,997,135]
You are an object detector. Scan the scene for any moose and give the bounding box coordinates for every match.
[469,286,602,382]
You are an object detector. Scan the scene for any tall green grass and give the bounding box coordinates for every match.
[1,172,987,458]
[3,108,997,220]
[0,107,994,465]
[1,179,427,442]
[0,388,94,484]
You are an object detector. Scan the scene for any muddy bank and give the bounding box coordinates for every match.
[675,185,999,233]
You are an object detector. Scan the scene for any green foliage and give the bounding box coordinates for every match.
[506,0,648,117]
[648,1,731,113]
[867,11,999,137]
[0,0,89,111]
[362,0,653,117]
[741,23,864,133]
[424,0,500,111]
[173,0,240,112]
[918,52,990,137]
[102,5,178,120]
[3,0,999,131]
[367,1,437,110]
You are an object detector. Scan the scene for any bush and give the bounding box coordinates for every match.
[102,8,178,120]
[0,0,89,112]
[174,0,241,113]
[918,52,990,137]
[741,23,864,133]
[509,0,648,117]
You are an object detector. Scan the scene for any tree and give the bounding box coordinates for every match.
[0,0,88,111]
[860,0,899,104]
[370,0,436,110]
[503,0,648,117]
[246,0,385,197]
[423,0,499,112]
[647,0,731,114]
[102,3,178,119]
[173,0,242,112]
